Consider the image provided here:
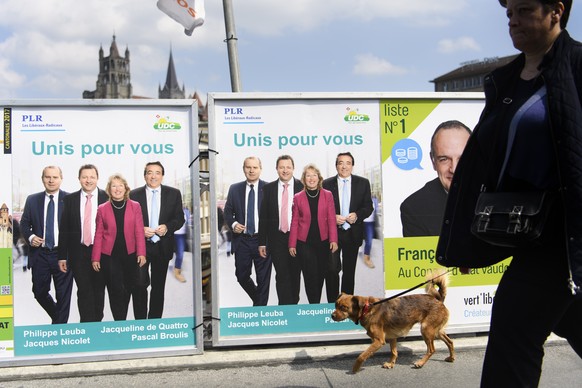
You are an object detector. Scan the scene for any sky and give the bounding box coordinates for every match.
[0,0,580,103]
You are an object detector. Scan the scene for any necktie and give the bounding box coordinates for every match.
[280,183,289,233]
[150,189,160,243]
[247,184,255,235]
[83,193,93,246]
[341,179,350,230]
[45,195,55,249]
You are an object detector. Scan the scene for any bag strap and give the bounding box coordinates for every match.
[496,85,548,189]
[480,78,520,194]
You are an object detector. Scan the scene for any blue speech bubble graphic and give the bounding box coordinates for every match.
[391,139,423,170]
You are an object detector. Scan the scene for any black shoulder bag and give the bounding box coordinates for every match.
[470,85,556,248]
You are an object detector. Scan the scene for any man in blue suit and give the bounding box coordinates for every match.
[223,156,271,306]
[20,166,73,324]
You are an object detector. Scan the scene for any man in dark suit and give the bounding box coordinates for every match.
[224,156,270,306]
[130,161,185,319]
[258,155,303,305]
[57,164,107,322]
[323,152,373,301]
[20,166,73,324]
[400,120,471,237]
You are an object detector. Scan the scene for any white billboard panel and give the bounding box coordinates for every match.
[0,100,203,365]
[208,92,507,346]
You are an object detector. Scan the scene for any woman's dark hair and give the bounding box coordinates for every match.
[498,0,571,28]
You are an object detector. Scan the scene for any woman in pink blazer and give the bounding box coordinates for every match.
[92,174,146,321]
[289,164,338,304]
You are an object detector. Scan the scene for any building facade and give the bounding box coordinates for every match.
[431,55,518,92]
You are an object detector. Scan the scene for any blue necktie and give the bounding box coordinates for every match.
[150,189,160,243]
[247,184,255,235]
[341,179,350,230]
[45,194,55,248]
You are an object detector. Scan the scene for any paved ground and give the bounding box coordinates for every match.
[0,333,567,382]
[2,335,582,388]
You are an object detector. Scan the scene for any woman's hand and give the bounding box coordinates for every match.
[137,255,147,267]
[289,247,296,257]
[330,242,338,253]
[259,246,268,258]
[92,261,100,272]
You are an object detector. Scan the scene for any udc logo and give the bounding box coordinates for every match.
[153,116,182,131]
[391,139,423,170]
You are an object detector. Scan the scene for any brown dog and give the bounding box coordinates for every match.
[331,273,455,373]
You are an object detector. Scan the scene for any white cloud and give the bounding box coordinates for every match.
[353,53,407,76]
[437,36,481,53]
[233,0,464,35]
[0,58,26,98]
[0,0,532,98]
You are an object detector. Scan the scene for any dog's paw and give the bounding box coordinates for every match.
[445,356,455,363]
[412,362,425,369]
[382,362,395,369]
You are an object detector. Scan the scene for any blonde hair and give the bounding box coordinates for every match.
[106,174,130,201]
[301,164,323,190]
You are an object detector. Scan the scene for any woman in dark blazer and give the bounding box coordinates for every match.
[92,174,146,320]
[289,164,338,304]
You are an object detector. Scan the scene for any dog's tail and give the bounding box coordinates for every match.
[425,269,449,302]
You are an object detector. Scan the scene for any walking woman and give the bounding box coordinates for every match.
[437,1,582,386]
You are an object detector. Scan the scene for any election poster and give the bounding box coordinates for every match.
[379,97,512,332]
[1,100,203,365]
[208,93,509,346]
[209,94,384,345]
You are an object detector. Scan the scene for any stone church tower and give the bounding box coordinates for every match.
[159,49,185,99]
[83,35,132,99]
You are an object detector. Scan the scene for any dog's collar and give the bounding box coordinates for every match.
[355,302,370,325]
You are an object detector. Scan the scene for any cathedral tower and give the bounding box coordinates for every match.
[83,35,132,99]
[159,49,185,99]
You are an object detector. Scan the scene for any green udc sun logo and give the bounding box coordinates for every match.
[154,118,182,131]
[344,110,370,123]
